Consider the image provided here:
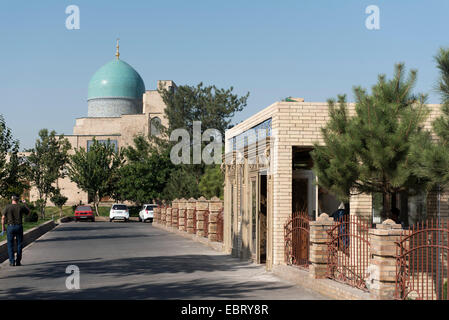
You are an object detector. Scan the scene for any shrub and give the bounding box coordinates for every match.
[24,211,39,222]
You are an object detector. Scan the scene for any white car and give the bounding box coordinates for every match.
[109,204,129,222]
[139,204,156,223]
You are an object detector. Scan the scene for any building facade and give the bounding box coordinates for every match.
[223,100,447,271]
[28,44,174,205]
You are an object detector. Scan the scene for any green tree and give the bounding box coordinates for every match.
[156,82,249,199]
[27,129,71,218]
[163,167,201,201]
[117,135,174,204]
[0,115,27,199]
[50,189,68,218]
[159,82,249,139]
[67,139,123,216]
[311,63,433,220]
[411,48,449,192]
[199,165,224,199]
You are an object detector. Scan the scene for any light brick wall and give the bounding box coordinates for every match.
[224,101,446,268]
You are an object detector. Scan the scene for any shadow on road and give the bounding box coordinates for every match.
[0,254,256,281]
[0,277,293,299]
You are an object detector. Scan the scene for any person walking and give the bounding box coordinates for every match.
[1,195,30,266]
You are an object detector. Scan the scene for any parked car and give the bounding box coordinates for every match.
[74,205,95,222]
[109,204,129,222]
[139,204,156,223]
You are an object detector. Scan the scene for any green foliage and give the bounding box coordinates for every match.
[24,210,38,223]
[311,63,433,218]
[117,135,174,204]
[50,189,68,217]
[163,167,201,201]
[23,201,39,222]
[154,82,249,200]
[26,129,71,218]
[67,138,123,215]
[159,82,249,139]
[0,115,27,199]
[412,48,449,192]
[199,165,224,199]
[50,191,68,208]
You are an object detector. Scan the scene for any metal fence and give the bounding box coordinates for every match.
[326,215,371,290]
[284,210,310,269]
[395,218,449,300]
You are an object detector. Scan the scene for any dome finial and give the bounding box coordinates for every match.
[115,38,120,60]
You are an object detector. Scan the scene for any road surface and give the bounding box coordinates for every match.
[0,221,326,299]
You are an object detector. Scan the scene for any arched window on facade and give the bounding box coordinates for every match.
[150,117,161,136]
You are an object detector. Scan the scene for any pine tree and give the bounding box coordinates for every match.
[311,63,433,220]
[411,48,449,191]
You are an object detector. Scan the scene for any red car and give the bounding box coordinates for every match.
[74,205,95,222]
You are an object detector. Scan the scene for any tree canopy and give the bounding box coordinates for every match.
[311,63,433,219]
[67,138,123,215]
[0,115,27,199]
[26,129,71,218]
[159,82,249,139]
[117,135,174,204]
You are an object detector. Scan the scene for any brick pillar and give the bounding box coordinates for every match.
[166,205,172,227]
[186,198,196,234]
[208,197,223,242]
[154,206,160,223]
[195,196,208,237]
[160,205,166,226]
[172,199,179,229]
[309,213,334,279]
[368,219,403,300]
[178,198,187,231]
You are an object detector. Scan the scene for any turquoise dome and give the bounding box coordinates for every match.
[88,59,145,100]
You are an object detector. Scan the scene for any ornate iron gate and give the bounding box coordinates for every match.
[284,210,310,269]
[327,215,371,290]
[395,219,449,300]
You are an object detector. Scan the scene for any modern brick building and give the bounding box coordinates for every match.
[223,99,446,271]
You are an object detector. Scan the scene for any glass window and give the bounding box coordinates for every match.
[231,184,234,245]
[87,139,118,152]
[76,206,92,211]
[150,117,161,136]
[408,192,427,226]
[372,193,383,224]
[251,180,257,252]
[112,205,127,210]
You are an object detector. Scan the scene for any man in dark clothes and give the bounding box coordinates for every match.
[1,195,30,266]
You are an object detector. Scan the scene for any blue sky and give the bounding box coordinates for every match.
[1,0,449,150]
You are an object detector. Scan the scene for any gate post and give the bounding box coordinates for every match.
[208,197,223,242]
[154,206,160,223]
[309,213,334,279]
[178,198,187,231]
[172,199,179,229]
[186,198,196,234]
[166,205,172,227]
[368,219,403,300]
[160,203,166,226]
[195,196,208,237]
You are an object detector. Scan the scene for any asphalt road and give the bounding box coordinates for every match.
[0,221,326,300]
